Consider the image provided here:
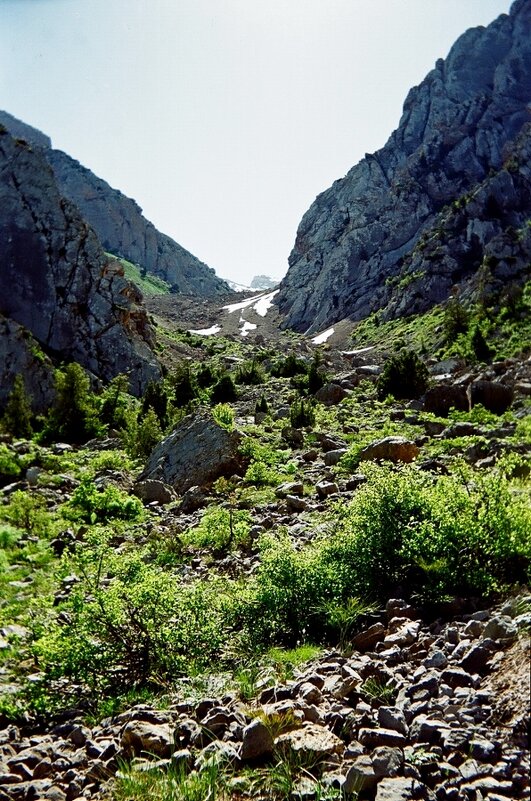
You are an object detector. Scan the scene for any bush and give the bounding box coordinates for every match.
[1,376,33,438]
[235,360,265,386]
[183,505,250,552]
[141,380,169,429]
[377,350,429,400]
[41,363,101,443]
[290,398,315,428]
[212,403,234,430]
[210,373,238,403]
[172,365,198,408]
[270,353,307,378]
[443,296,470,341]
[66,477,143,523]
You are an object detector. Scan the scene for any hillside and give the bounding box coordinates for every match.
[276,0,531,333]
[0,111,230,299]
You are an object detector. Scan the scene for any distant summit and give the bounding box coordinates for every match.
[0,111,229,299]
[250,274,279,290]
[277,0,531,332]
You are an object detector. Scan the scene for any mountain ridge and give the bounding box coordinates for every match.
[276,0,531,333]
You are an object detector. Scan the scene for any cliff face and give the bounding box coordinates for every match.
[277,0,531,333]
[0,112,229,299]
[0,129,161,403]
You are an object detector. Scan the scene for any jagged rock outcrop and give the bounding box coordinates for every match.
[0,111,229,298]
[0,129,161,399]
[277,0,531,333]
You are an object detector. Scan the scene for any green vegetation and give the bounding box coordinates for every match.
[377,349,429,400]
[106,253,172,296]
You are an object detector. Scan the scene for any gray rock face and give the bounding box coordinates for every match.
[0,111,229,298]
[277,1,531,332]
[0,315,55,411]
[0,130,161,396]
[141,410,247,493]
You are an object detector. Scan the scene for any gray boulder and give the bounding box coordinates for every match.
[359,437,419,464]
[141,411,246,493]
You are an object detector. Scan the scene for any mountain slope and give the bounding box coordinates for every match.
[0,111,229,298]
[0,127,161,401]
[277,0,531,333]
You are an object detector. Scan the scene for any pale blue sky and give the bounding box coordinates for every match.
[1,0,511,285]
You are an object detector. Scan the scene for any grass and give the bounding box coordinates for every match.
[106,253,172,296]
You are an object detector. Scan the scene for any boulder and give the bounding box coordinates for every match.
[120,721,174,758]
[275,724,344,759]
[314,383,349,406]
[359,437,419,464]
[423,385,469,416]
[133,479,174,505]
[468,381,514,415]
[141,411,246,492]
[240,719,274,761]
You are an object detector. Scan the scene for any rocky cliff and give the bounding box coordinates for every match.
[0,128,161,403]
[277,0,531,333]
[0,111,229,298]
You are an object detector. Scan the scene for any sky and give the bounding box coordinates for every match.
[0,0,512,286]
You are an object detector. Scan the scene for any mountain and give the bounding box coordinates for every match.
[0,111,230,298]
[277,0,531,333]
[0,126,161,404]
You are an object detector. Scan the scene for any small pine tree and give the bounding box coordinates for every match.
[377,350,429,400]
[1,375,33,438]
[307,353,326,395]
[470,324,492,363]
[211,373,238,404]
[443,296,470,341]
[290,397,315,428]
[141,380,169,429]
[173,365,198,407]
[100,374,131,431]
[255,395,269,415]
[43,363,101,443]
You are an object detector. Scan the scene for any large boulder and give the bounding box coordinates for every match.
[359,437,419,464]
[141,411,247,493]
[468,381,514,415]
[423,384,469,417]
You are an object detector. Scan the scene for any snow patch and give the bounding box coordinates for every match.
[188,324,221,336]
[223,293,267,314]
[240,319,257,337]
[312,327,335,345]
[253,289,279,317]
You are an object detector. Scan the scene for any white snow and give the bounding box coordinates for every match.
[312,327,335,345]
[341,346,376,356]
[188,324,221,336]
[239,319,257,337]
[223,293,267,314]
[252,289,279,317]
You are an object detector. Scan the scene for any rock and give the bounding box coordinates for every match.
[286,495,308,513]
[386,599,417,621]
[423,385,469,417]
[275,724,344,759]
[276,1,531,335]
[179,485,208,513]
[195,741,240,769]
[276,481,304,498]
[460,644,491,674]
[133,479,174,505]
[375,777,417,800]
[323,448,347,466]
[372,746,404,778]
[359,728,407,748]
[315,480,339,499]
[240,719,274,761]
[468,381,514,415]
[343,755,377,793]
[0,128,161,397]
[314,383,349,405]
[353,623,386,652]
[482,616,518,642]
[378,707,408,736]
[120,721,174,758]
[141,411,246,492]
[359,437,419,464]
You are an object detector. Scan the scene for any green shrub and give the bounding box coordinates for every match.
[0,444,22,483]
[66,477,143,523]
[141,380,169,429]
[443,296,470,341]
[255,395,269,415]
[2,490,49,535]
[99,374,131,431]
[41,363,101,443]
[235,359,265,386]
[290,398,315,428]
[270,353,307,378]
[1,375,33,438]
[172,365,198,407]
[212,403,234,431]
[377,350,429,400]
[210,373,238,403]
[307,354,327,395]
[183,505,250,552]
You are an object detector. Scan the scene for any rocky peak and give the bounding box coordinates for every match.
[0,111,230,298]
[0,128,161,400]
[277,0,531,333]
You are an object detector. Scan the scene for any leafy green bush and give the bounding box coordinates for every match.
[377,349,429,400]
[172,364,198,407]
[443,296,470,341]
[183,505,250,552]
[66,477,143,523]
[212,403,235,431]
[0,444,22,483]
[270,353,307,378]
[2,490,50,535]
